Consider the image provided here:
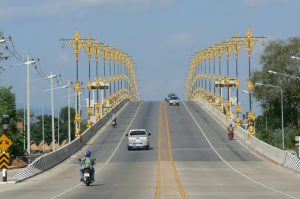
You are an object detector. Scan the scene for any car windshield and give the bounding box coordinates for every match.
[168,93,176,97]
[170,97,178,100]
[130,131,147,136]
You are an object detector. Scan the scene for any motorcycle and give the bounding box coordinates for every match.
[79,159,94,186]
[82,168,92,186]
[112,119,117,128]
[227,127,234,140]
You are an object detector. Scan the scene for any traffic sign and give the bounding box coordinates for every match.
[0,134,13,151]
[0,152,9,169]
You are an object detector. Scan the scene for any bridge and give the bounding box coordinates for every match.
[1,101,300,198]
[1,30,300,199]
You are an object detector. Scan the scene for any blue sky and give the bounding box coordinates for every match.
[0,0,300,115]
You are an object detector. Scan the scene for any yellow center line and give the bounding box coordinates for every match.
[155,103,162,199]
[155,102,187,199]
[163,104,187,199]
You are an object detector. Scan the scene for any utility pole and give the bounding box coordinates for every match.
[42,105,45,153]
[46,72,60,151]
[68,81,71,143]
[26,55,31,155]
[58,111,60,146]
[25,55,37,154]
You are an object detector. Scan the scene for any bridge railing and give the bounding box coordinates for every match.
[194,98,300,172]
[10,99,128,182]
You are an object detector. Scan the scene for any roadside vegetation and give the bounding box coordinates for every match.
[252,37,300,150]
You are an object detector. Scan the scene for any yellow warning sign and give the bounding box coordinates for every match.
[0,134,13,152]
[0,152,9,169]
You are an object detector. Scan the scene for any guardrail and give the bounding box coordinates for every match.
[10,99,128,182]
[193,99,300,172]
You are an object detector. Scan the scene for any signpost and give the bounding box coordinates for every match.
[0,115,13,182]
[295,136,300,158]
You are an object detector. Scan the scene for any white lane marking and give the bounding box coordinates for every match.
[194,101,262,160]
[183,101,298,199]
[50,102,143,199]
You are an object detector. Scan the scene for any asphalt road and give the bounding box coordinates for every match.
[1,101,300,199]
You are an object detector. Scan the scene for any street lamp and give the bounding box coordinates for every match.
[255,82,284,150]
[25,56,37,155]
[61,81,73,143]
[291,56,300,61]
[268,70,300,80]
[45,72,61,151]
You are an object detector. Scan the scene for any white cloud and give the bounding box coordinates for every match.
[243,0,290,6]
[164,32,193,48]
[0,0,176,20]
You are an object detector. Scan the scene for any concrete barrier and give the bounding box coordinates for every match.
[194,99,287,165]
[11,99,128,182]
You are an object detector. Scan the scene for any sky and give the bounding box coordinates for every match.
[0,0,300,116]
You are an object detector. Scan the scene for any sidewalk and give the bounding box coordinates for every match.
[0,167,24,184]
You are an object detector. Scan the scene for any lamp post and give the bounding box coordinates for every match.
[232,33,242,126]
[45,72,60,151]
[61,31,91,138]
[207,48,212,98]
[25,56,37,155]
[239,28,266,136]
[92,41,101,120]
[255,83,284,149]
[291,56,300,61]
[101,43,108,115]
[42,105,45,153]
[224,38,233,120]
[212,45,218,107]
[83,34,94,128]
[217,43,224,112]
[268,70,300,80]
[61,81,73,143]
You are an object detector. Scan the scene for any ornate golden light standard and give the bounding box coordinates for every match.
[60,32,85,138]
[232,33,242,126]
[92,40,101,120]
[115,50,121,100]
[101,43,108,115]
[207,47,212,102]
[243,28,257,136]
[83,34,94,127]
[108,46,113,106]
[200,52,204,98]
[217,43,224,112]
[240,28,263,136]
[243,28,256,114]
[224,38,233,120]
[203,49,208,98]
[212,45,218,108]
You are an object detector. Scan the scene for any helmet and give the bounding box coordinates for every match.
[85,150,91,157]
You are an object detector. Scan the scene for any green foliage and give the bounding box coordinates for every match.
[59,106,76,141]
[29,106,76,145]
[0,86,24,156]
[253,37,300,149]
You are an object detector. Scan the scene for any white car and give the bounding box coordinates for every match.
[126,129,151,150]
[169,96,179,106]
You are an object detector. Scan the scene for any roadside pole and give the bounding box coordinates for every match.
[0,115,13,182]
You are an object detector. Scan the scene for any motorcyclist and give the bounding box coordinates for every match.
[80,149,95,181]
[227,123,234,140]
[111,113,117,126]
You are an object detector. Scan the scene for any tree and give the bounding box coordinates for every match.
[30,114,54,145]
[59,106,75,142]
[252,37,300,149]
[0,86,24,156]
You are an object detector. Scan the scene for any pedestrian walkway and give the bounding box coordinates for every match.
[0,168,23,184]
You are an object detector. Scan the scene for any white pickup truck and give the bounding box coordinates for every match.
[126,129,151,150]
